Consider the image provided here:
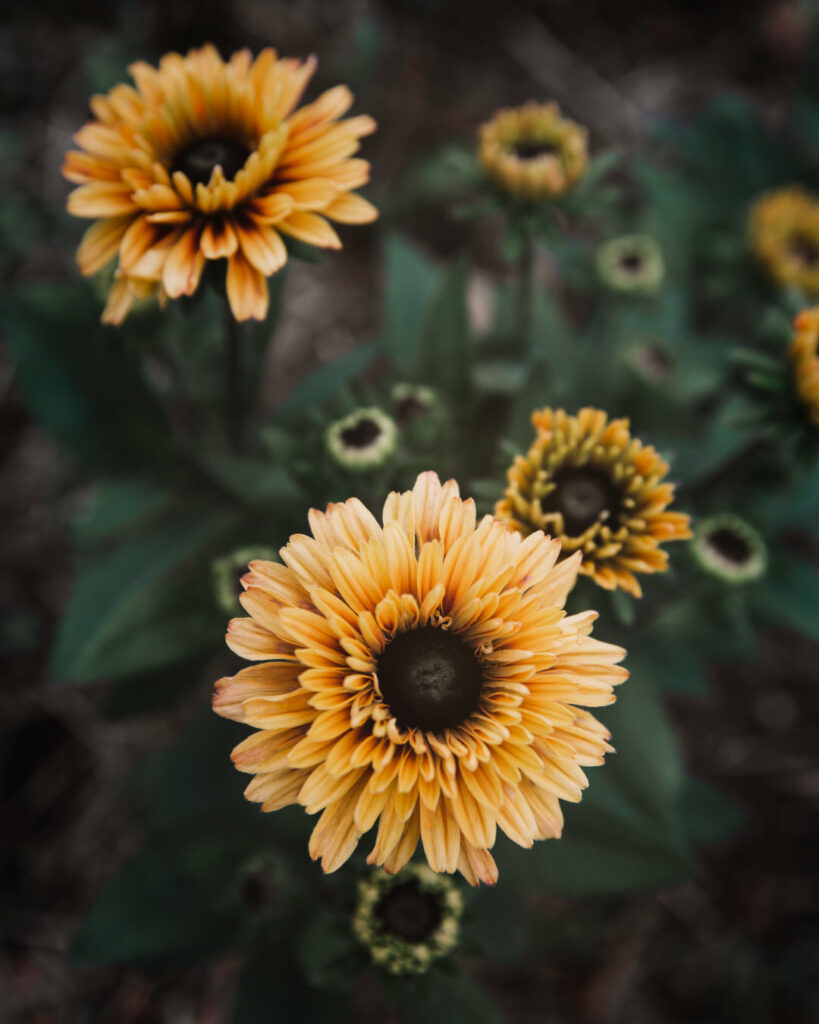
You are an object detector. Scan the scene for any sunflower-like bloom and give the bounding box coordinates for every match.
[477,101,588,203]
[63,44,378,323]
[749,186,819,294]
[789,307,819,425]
[495,408,691,598]
[353,864,463,974]
[213,471,627,885]
[597,235,665,295]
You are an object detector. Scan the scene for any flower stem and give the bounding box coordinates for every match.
[224,305,243,451]
[516,222,536,359]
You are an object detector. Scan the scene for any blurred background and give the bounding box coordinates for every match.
[2,1,819,1021]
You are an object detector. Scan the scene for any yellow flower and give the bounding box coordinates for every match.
[749,186,819,294]
[495,408,691,598]
[63,44,378,324]
[477,101,588,202]
[789,307,819,425]
[213,471,627,885]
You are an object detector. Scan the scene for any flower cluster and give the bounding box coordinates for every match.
[496,407,691,598]
[63,44,377,323]
[748,186,819,294]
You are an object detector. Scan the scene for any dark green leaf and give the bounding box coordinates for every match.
[418,259,471,397]
[381,235,439,376]
[273,340,379,422]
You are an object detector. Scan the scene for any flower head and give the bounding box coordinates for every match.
[691,514,767,584]
[478,101,588,203]
[495,408,691,598]
[63,44,377,323]
[326,407,398,470]
[352,864,463,974]
[213,471,627,885]
[213,546,281,615]
[392,383,437,428]
[597,235,664,295]
[749,186,819,294]
[789,307,819,425]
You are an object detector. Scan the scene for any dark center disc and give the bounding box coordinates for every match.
[540,465,622,536]
[394,395,429,427]
[789,233,819,268]
[375,879,442,942]
[340,417,381,449]
[619,251,644,273]
[174,136,250,185]
[707,527,751,564]
[377,627,484,732]
[512,140,559,160]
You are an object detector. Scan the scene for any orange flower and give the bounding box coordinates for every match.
[789,307,819,425]
[213,471,627,885]
[63,44,377,323]
[496,408,691,598]
[748,186,819,294]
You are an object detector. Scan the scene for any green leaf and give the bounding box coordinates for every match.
[73,478,175,547]
[296,908,362,991]
[381,234,439,376]
[51,509,231,683]
[752,551,819,642]
[418,259,471,397]
[196,453,304,506]
[1,283,167,466]
[679,776,747,848]
[273,340,379,422]
[384,969,505,1024]
[71,835,253,966]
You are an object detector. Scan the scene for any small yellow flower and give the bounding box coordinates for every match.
[496,408,691,598]
[352,864,463,974]
[789,307,819,425]
[478,101,588,202]
[63,44,377,323]
[213,471,627,885]
[749,186,819,294]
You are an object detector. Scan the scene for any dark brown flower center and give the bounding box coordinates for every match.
[512,140,559,161]
[395,395,430,427]
[619,251,644,273]
[788,233,819,268]
[377,627,483,732]
[340,417,381,449]
[706,527,751,565]
[541,465,622,536]
[175,136,250,185]
[375,879,442,942]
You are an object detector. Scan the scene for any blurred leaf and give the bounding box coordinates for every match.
[196,453,304,506]
[233,941,352,1024]
[679,776,747,848]
[73,478,175,547]
[1,283,167,467]
[419,259,471,397]
[752,550,819,642]
[296,908,362,991]
[273,341,379,423]
[384,968,504,1024]
[52,509,231,683]
[381,235,439,376]
[71,835,253,966]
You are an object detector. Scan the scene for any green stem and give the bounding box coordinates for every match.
[516,223,536,359]
[225,305,243,451]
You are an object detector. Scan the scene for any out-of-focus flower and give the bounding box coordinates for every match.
[478,101,588,203]
[326,407,397,470]
[496,407,691,598]
[691,514,767,584]
[789,307,819,425]
[749,186,819,294]
[597,235,664,295]
[213,546,280,615]
[352,864,463,974]
[625,338,674,384]
[63,44,377,324]
[213,471,627,884]
[391,383,437,428]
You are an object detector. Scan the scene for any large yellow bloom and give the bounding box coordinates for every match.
[213,471,627,885]
[63,44,377,323]
[749,186,819,294]
[477,101,588,202]
[789,307,819,425]
[496,408,691,598]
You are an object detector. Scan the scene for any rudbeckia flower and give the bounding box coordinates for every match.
[353,864,463,974]
[477,101,588,203]
[63,44,377,323]
[789,307,819,426]
[326,407,398,471]
[749,187,819,295]
[691,514,767,585]
[496,407,691,598]
[213,471,627,885]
